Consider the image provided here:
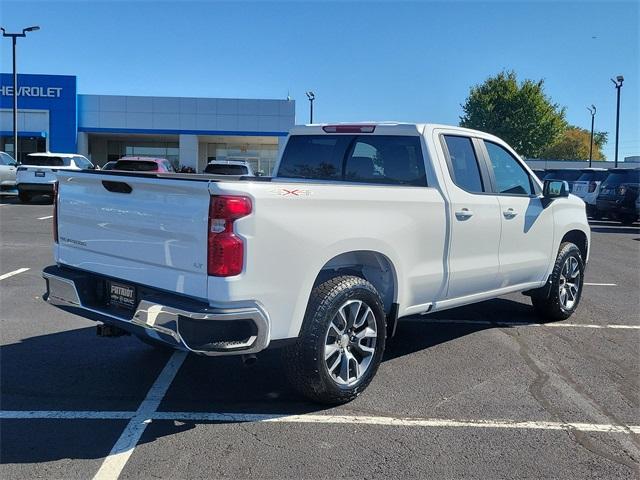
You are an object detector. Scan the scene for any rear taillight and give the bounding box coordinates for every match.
[207,195,252,276]
[588,182,597,193]
[53,181,59,243]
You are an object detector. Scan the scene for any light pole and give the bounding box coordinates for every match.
[587,105,596,167]
[611,75,624,168]
[1,25,40,162]
[305,91,315,124]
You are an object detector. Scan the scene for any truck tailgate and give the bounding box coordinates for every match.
[55,171,212,299]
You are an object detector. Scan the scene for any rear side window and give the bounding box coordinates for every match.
[278,135,426,186]
[442,135,484,193]
[22,156,68,167]
[114,160,158,171]
[205,164,249,175]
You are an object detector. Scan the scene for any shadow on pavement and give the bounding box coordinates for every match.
[1,296,544,464]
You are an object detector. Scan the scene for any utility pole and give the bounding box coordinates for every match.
[306,91,315,124]
[587,105,596,167]
[611,75,624,167]
[1,26,40,162]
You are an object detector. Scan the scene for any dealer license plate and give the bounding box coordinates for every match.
[108,281,136,310]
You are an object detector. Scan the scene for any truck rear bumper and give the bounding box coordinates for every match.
[42,265,270,356]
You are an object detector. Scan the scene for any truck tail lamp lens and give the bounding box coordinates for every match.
[208,195,252,276]
[53,181,59,243]
[322,125,376,133]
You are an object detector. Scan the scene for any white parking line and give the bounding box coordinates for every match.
[37,215,53,220]
[0,267,30,281]
[92,351,187,480]
[405,318,640,329]
[584,282,617,286]
[1,409,638,435]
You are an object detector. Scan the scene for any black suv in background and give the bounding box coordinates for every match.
[596,168,640,225]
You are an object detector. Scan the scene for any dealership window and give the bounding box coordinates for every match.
[207,142,278,176]
[107,141,179,168]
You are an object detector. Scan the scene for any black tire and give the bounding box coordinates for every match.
[620,214,637,226]
[18,191,31,203]
[282,275,386,405]
[531,242,584,321]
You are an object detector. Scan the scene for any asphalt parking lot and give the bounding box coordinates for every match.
[1,195,638,479]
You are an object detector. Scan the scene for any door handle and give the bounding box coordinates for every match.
[455,208,474,220]
[503,208,518,219]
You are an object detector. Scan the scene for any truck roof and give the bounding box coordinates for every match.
[289,122,508,143]
[27,152,84,158]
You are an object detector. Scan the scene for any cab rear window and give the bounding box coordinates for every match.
[22,156,68,167]
[205,164,249,175]
[113,160,158,171]
[278,135,427,186]
[602,170,640,185]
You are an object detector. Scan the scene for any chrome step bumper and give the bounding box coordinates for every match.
[43,265,270,356]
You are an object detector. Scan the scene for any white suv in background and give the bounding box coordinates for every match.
[16,152,94,203]
[0,151,18,195]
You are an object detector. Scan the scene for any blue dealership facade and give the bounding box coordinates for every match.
[0,73,295,173]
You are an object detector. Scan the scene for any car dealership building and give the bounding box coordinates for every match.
[0,73,295,174]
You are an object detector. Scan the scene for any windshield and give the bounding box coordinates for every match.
[602,171,640,186]
[544,170,583,182]
[21,156,70,167]
[205,164,249,175]
[576,171,608,182]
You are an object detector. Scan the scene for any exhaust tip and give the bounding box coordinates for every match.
[241,353,258,367]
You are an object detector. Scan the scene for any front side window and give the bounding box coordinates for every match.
[484,141,533,195]
[443,135,484,193]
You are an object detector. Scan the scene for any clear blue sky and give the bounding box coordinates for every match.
[1,1,638,160]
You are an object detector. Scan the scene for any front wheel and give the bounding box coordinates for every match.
[532,242,584,321]
[282,275,386,404]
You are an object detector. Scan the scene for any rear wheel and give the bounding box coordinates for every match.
[282,275,386,404]
[18,191,31,203]
[620,214,637,226]
[532,242,584,321]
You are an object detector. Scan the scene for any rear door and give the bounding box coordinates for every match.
[480,140,554,286]
[439,133,502,298]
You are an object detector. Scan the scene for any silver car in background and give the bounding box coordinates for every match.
[0,151,18,195]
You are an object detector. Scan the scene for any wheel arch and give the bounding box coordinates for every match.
[312,250,398,317]
[560,229,589,262]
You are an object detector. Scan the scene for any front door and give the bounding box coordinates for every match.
[439,133,502,299]
[481,140,554,286]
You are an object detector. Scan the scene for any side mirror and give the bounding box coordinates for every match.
[543,180,569,199]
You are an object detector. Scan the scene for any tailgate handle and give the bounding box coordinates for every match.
[102,180,132,194]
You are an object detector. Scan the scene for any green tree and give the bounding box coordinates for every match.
[541,127,608,161]
[460,71,567,157]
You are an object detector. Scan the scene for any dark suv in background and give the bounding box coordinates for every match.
[596,168,640,225]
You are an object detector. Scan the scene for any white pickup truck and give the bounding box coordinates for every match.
[43,123,590,404]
